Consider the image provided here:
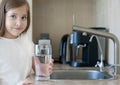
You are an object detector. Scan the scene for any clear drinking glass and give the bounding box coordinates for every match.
[34,44,52,80]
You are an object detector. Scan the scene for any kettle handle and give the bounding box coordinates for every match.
[59,34,69,64]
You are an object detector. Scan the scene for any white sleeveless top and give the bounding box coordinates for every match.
[0,34,34,85]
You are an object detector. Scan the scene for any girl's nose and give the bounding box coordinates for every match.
[16,19,22,27]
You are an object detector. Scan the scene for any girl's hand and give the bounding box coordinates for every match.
[49,59,54,74]
[17,79,32,85]
[22,82,32,85]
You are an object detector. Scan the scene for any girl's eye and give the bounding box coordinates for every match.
[21,16,27,20]
[10,15,16,19]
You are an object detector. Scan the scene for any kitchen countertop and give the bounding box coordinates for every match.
[29,64,120,85]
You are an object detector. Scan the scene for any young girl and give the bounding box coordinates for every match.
[0,0,54,85]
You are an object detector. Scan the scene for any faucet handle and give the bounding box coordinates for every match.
[95,61,100,67]
[95,61,104,72]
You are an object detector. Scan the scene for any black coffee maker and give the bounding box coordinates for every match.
[69,31,98,67]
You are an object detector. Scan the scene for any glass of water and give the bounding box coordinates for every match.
[34,44,52,80]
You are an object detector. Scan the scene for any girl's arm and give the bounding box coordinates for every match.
[32,57,35,73]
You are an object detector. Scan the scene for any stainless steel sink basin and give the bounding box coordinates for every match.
[50,69,114,80]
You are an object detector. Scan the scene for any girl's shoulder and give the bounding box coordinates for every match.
[20,33,34,45]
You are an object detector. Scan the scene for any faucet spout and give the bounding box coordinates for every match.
[73,25,119,74]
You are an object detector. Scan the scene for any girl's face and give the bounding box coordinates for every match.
[4,5,28,39]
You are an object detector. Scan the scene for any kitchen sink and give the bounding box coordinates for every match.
[50,69,114,80]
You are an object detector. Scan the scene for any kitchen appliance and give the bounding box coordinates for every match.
[69,31,98,67]
[59,27,108,67]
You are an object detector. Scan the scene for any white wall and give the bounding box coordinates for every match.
[95,0,120,64]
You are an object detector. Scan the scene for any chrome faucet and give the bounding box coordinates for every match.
[89,35,104,72]
[72,25,120,75]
